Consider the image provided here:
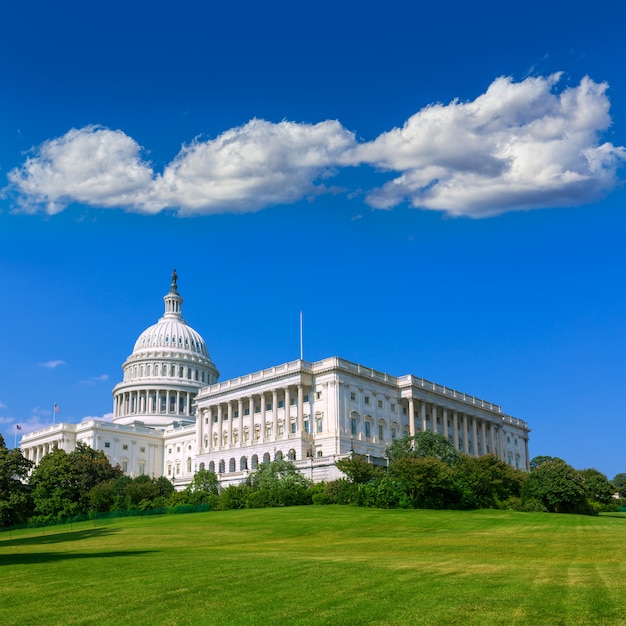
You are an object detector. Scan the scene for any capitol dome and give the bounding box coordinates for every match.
[112,271,219,429]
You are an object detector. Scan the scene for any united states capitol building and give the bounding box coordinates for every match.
[20,273,530,487]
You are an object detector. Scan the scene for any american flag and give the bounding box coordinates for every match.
[16,424,21,430]
[54,403,59,413]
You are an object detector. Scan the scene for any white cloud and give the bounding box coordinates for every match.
[81,412,114,422]
[140,119,357,215]
[0,416,13,425]
[38,360,66,369]
[352,74,626,216]
[8,119,356,216]
[8,126,154,214]
[0,402,6,409]
[80,374,110,385]
[6,75,624,218]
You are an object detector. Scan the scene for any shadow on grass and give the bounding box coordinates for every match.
[1,550,157,565]
[0,527,122,547]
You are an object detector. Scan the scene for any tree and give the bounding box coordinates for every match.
[522,459,588,514]
[0,434,33,526]
[30,443,122,520]
[529,456,563,471]
[612,472,626,498]
[386,432,460,466]
[455,454,525,509]
[390,456,460,509]
[335,454,380,484]
[246,460,312,507]
[579,468,614,506]
[183,469,219,505]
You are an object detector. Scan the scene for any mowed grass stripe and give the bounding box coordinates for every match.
[1,507,625,625]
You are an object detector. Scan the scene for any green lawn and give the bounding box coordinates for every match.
[1,507,625,625]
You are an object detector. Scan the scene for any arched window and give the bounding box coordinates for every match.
[187,457,192,473]
[288,448,296,461]
[274,450,283,461]
[251,454,258,469]
[208,461,215,473]
[199,462,205,471]
[240,456,248,471]
[229,458,236,472]
[218,459,225,473]
[263,452,270,464]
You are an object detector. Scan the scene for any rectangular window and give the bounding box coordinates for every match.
[213,415,218,422]
[140,446,145,453]
[122,444,128,451]
[122,460,128,472]
[378,400,383,409]
[291,422,297,434]
[350,392,356,401]
[402,407,407,415]
[316,391,322,400]
[279,424,284,436]
[391,427,397,439]
[104,442,110,448]
[244,408,250,416]
[350,418,357,436]
[279,401,284,408]
[266,426,272,437]
[139,463,145,475]
[267,403,272,410]
[378,424,384,440]
[234,410,239,418]
[364,397,370,405]
[168,464,172,476]
[303,394,309,403]
[304,420,310,433]
[391,403,396,412]
[317,418,323,433]
[290,398,296,405]
[255,405,260,413]
[365,422,371,438]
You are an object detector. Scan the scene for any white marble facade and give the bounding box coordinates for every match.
[21,273,530,487]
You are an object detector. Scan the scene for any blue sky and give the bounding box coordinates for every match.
[1,0,625,478]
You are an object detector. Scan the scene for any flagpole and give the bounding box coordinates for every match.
[299,311,303,360]
[53,402,56,425]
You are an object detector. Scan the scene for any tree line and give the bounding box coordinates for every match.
[0,432,623,528]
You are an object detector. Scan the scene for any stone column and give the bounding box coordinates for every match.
[453,411,459,450]
[420,401,427,432]
[499,428,505,462]
[471,417,478,457]
[227,401,233,446]
[207,407,214,451]
[197,409,204,450]
[249,395,255,442]
[297,384,304,433]
[260,393,266,442]
[432,404,438,434]
[272,389,278,441]
[462,413,469,454]
[481,420,487,456]
[217,403,223,448]
[237,399,243,447]
[443,408,448,439]
[166,391,171,414]
[408,397,415,436]
[284,387,291,435]
[490,423,496,457]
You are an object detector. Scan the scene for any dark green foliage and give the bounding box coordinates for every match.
[335,454,381,484]
[529,455,563,470]
[522,458,588,514]
[311,479,358,505]
[245,460,312,507]
[390,456,460,509]
[0,435,34,526]
[456,455,525,509]
[611,472,626,497]
[30,443,123,520]
[182,469,219,505]
[386,432,460,466]
[579,468,614,505]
